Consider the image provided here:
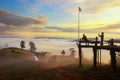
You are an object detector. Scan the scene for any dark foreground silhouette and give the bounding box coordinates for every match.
[0,47,120,80]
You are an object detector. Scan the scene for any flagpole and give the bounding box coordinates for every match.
[78,7,81,41]
[78,8,80,40]
[78,7,82,68]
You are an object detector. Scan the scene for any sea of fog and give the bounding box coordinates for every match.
[0,38,111,64]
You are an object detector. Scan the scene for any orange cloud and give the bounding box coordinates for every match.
[0,10,47,26]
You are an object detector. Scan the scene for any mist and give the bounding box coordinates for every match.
[0,38,111,67]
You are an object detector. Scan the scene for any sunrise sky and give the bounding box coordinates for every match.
[0,0,120,38]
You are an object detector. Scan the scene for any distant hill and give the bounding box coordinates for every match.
[0,47,36,66]
[0,36,23,38]
[33,36,75,40]
[105,39,120,43]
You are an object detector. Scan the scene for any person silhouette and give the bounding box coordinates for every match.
[98,32,104,46]
[82,34,89,45]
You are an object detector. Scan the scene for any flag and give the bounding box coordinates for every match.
[78,7,81,12]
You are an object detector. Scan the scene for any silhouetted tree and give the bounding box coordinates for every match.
[61,50,65,56]
[29,41,36,52]
[69,48,76,57]
[20,40,25,49]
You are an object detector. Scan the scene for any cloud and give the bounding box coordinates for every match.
[0,10,47,26]
[20,26,78,33]
[0,9,47,36]
[0,22,15,32]
[81,0,120,13]
[44,26,77,32]
[0,23,6,27]
[42,23,120,34]
[93,22,120,30]
[17,26,100,34]
[18,0,120,16]
[63,0,120,14]
[19,0,74,7]
[18,0,75,14]
[81,22,120,35]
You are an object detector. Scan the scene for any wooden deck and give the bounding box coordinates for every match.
[80,45,120,52]
[77,39,119,72]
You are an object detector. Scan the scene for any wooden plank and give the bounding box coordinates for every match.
[80,45,120,52]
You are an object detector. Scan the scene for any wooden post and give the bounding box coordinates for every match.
[110,50,117,72]
[77,40,82,68]
[99,49,102,68]
[110,39,117,72]
[93,48,97,69]
[93,37,98,69]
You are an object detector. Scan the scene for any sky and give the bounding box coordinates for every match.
[0,0,120,39]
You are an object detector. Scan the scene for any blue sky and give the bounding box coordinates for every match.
[0,0,120,38]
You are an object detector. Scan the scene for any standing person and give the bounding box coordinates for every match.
[20,40,25,49]
[98,32,104,46]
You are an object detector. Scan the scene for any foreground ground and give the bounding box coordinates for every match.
[0,48,120,80]
[1,62,120,80]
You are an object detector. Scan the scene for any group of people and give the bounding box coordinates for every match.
[81,32,104,46]
[20,41,36,52]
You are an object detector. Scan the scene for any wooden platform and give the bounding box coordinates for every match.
[80,45,120,52]
[77,39,119,72]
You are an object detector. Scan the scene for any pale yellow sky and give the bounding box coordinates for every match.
[0,0,120,38]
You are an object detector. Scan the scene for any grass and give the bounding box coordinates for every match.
[0,62,53,80]
[58,63,120,80]
[75,65,120,80]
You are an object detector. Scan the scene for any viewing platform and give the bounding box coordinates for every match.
[77,33,120,72]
